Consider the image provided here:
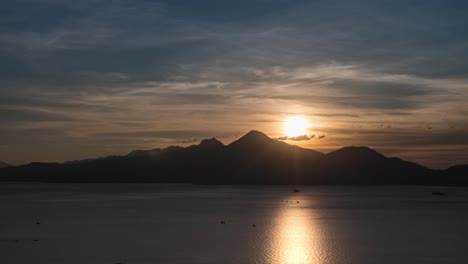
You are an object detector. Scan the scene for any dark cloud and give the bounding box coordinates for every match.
[150,93,230,105]
[179,138,199,144]
[0,108,77,123]
[2,0,468,86]
[330,80,435,97]
[166,0,307,23]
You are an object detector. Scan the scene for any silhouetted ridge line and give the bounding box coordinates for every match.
[327,146,385,158]
[228,130,272,146]
[0,131,466,185]
[199,138,224,148]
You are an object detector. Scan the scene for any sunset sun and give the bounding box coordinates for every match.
[284,116,308,137]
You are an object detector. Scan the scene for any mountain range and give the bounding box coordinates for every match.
[0,130,466,185]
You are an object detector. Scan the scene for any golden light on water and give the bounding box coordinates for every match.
[284,116,308,137]
[269,198,326,264]
[280,210,313,263]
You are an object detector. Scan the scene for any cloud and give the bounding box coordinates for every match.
[277,134,316,141]
[94,130,229,140]
[179,138,199,144]
[288,135,311,141]
[1,0,468,168]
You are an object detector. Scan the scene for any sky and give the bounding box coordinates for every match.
[1,0,468,169]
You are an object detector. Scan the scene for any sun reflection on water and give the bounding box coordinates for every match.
[269,200,325,264]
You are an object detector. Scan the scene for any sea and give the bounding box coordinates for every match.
[1,183,467,264]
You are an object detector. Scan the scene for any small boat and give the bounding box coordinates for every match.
[293,188,300,193]
[432,191,446,196]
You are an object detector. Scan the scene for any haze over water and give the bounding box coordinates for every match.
[1,184,467,264]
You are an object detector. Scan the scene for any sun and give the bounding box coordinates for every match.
[284,116,308,137]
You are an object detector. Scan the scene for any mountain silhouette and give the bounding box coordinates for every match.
[198,138,225,149]
[0,161,9,169]
[229,130,274,147]
[323,146,433,185]
[0,130,466,185]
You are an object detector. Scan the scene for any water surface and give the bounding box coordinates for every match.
[0,183,467,264]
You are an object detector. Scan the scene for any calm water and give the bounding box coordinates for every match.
[1,183,467,264]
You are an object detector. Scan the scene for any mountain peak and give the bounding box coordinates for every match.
[241,130,270,141]
[199,138,224,148]
[327,146,385,160]
[4,131,465,185]
[228,130,270,146]
[227,130,276,149]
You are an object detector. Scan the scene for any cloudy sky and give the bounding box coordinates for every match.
[1,0,468,168]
